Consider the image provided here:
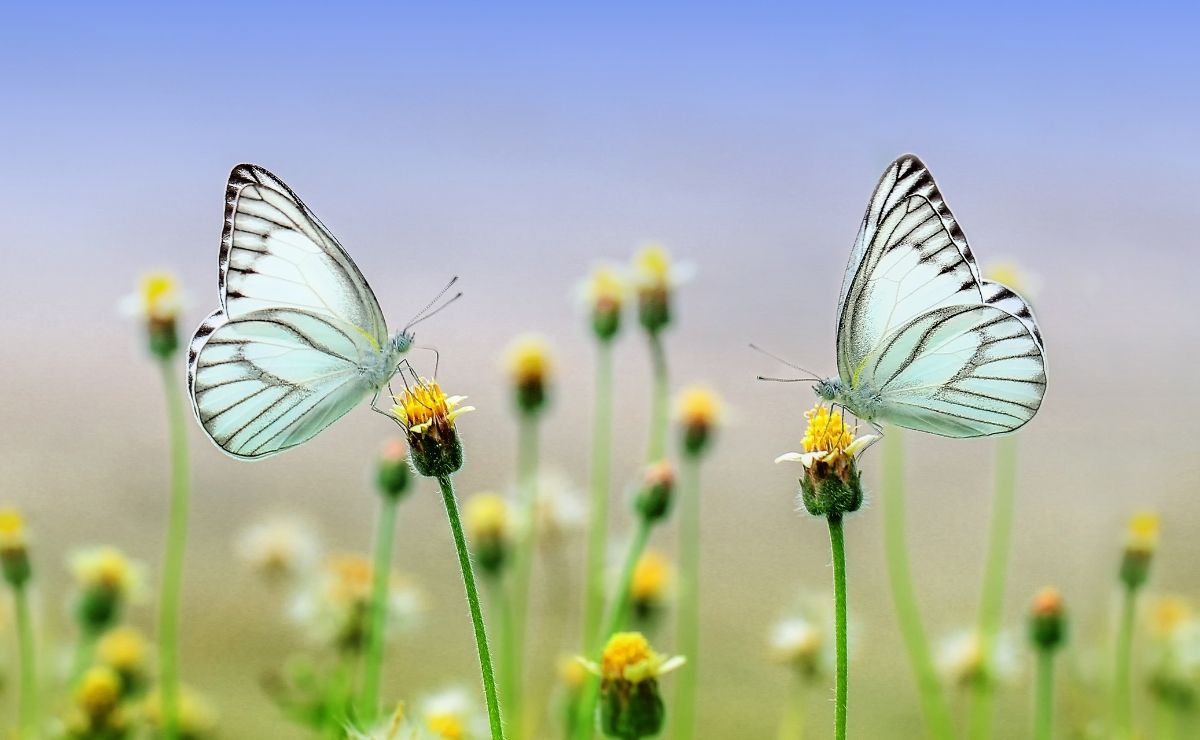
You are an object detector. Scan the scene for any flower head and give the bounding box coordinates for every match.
[505,334,553,415]
[419,688,481,740]
[236,517,321,583]
[121,271,185,358]
[392,378,475,478]
[635,461,675,522]
[0,507,31,587]
[936,629,1019,689]
[630,549,673,622]
[290,553,424,652]
[1147,597,1200,709]
[143,685,218,738]
[464,492,512,576]
[69,546,146,633]
[1028,586,1067,651]
[531,470,587,544]
[631,242,690,334]
[775,403,876,517]
[1121,510,1160,589]
[70,665,125,732]
[376,437,413,500]
[578,264,627,340]
[675,385,723,457]
[770,616,826,677]
[97,625,150,693]
[580,632,684,738]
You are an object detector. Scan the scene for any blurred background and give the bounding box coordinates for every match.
[2,2,1199,737]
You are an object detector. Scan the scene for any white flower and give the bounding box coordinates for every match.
[419,687,485,739]
[236,517,320,581]
[936,628,1019,688]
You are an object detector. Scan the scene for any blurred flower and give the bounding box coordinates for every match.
[1028,586,1067,651]
[376,438,413,500]
[580,632,684,739]
[464,492,512,577]
[505,334,554,415]
[768,593,840,681]
[559,653,589,694]
[349,702,431,740]
[392,378,474,478]
[0,507,31,587]
[1147,596,1200,710]
[630,549,673,622]
[631,242,691,335]
[675,385,723,458]
[69,546,146,634]
[97,625,150,695]
[531,470,587,544]
[419,688,483,740]
[1120,510,1160,589]
[143,684,218,739]
[120,271,185,359]
[236,517,320,583]
[775,404,876,517]
[290,554,423,652]
[64,665,127,737]
[578,263,627,341]
[984,260,1038,300]
[634,461,675,523]
[936,628,1019,689]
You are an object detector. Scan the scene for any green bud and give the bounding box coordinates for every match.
[1028,587,1067,651]
[473,537,508,577]
[77,585,122,634]
[638,293,670,336]
[1120,549,1153,591]
[515,379,548,416]
[798,459,864,518]
[600,678,665,739]
[375,444,412,500]
[635,462,674,523]
[1,548,31,589]
[408,432,464,478]
[592,307,621,342]
[148,319,179,360]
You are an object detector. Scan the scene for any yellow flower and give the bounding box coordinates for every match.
[1126,510,1160,555]
[588,632,685,684]
[505,334,553,387]
[392,378,474,477]
[0,507,31,587]
[676,384,723,456]
[420,689,477,740]
[97,625,150,676]
[1151,596,1193,638]
[122,271,185,323]
[559,654,589,692]
[631,242,691,334]
[775,403,876,517]
[76,665,121,719]
[770,616,825,674]
[464,493,510,542]
[581,264,627,313]
[630,550,672,605]
[985,260,1036,299]
[0,508,27,551]
[69,546,145,600]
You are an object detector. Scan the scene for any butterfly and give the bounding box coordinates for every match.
[806,154,1047,437]
[187,164,457,459]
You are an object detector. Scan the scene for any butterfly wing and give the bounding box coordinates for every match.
[188,307,377,459]
[835,155,1046,436]
[220,164,388,348]
[860,304,1046,437]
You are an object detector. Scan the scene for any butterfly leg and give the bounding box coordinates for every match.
[369,388,395,420]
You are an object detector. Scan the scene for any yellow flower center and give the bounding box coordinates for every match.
[505,335,552,385]
[587,266,626,310]
[77,666,121,717]
[1030,587,1063,618]
[0,508,26,548]
[1126,510,1160,553]
[391,379,472,434]
[633,242,672,288]
[426,713,465,739]
[601,632,656,681]
[465,493,509,541]
[1151,596,1192,637]
[98,626,148,672]
[631,550,670,601]
[677,385,721,428]
[139,271,182,320]
[801,404,853,454]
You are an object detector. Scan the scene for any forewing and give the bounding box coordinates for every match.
[220,164,388,345]
[187,308,376,459]
[863,304,1046,437]
[836,155,985,383]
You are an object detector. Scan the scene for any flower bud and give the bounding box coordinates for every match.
[776,405,875,519]
[376,438,413,500]
[391,379,474,479]
[587,632,684,739]
[1120,511,1159,590]
[505,335,553,416]
[635,462,675,523]
[0,508,32,588]
[121,272,185,360]
[632,243,681,336]
[1028,587,1067,652]
[581,265,626,342]
[464,492,512,577]
[630,550,672,624]
[676,385,721,459]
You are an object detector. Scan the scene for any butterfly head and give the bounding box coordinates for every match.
[390,331,415,355]
[814,378,843,402]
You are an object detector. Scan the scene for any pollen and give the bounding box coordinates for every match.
[601,632,656,681]
[392,379,473,435]
[801,404,854,455]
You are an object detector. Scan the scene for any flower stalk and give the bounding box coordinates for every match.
[828,514,849,740]
[1115,512,1159,738]
[583,340,616,657]
[881,429,954,740]
[1028,587,1067,740]
[360,475,404,719]
[15,582,38,738]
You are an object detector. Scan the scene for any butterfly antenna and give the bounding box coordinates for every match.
[404,276,460,330]
[748,343,823,379]
[405,292,462,331]
[756,375,818,383]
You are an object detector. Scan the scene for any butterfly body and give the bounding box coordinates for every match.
[188,164,431,460]
[821,155,1047,438]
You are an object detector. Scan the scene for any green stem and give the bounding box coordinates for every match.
[438,475,506,740]
[828,514,849,740]
[489,575,518,735]
[646,333,669,464]
[360,492,400,719]
[574,517,655,740]
[1115,584,1138,738]
[14,584,37,739]
[157,357,191,740]
[968,434,1020,740]
[582,341,615,656]
[673,454,702,739]
[776,676,805,740]
[881,430,954,740]
[509,413,540,735]
[323,652,355,737]
[71,629,99,685]
[1034,649,1055,740]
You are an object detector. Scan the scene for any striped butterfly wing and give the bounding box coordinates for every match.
[219,164,388,347]
[188,308,376,459]
[860,304,1046,437]
[836,155,1042,382]
[836,155,1046,437]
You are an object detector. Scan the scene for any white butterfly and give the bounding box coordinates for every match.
[187,164,455,459]
[811,155,1046,437]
